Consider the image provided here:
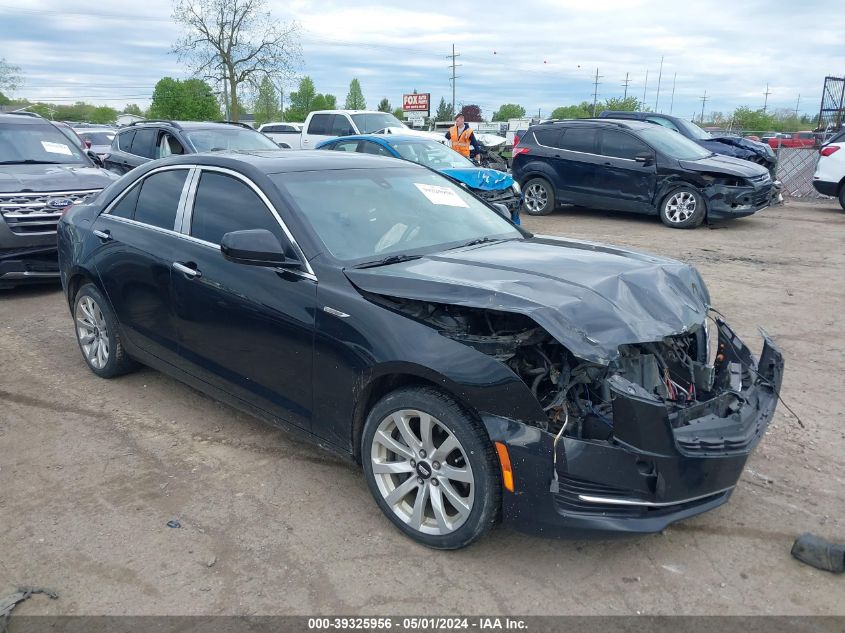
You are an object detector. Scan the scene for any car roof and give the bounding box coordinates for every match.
[119,120,257,131]
[324,134,427,145]
[532,118,654,131]
[0,113,51,124]
[153,149,419,173]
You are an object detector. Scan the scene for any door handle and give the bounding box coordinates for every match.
[172,262,202,278]
[93,229,112,241]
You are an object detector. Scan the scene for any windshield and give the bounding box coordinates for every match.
[270,167,521,263]
[79,131,115,145]
[0,122,90,164]
[392,139,473,169]
[185,127,279,152]
[638,126,712,160]
[351,113,406,133]
[675,118,711,140]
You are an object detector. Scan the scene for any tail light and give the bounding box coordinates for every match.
[820,146,840,157]
[512,134,530,157]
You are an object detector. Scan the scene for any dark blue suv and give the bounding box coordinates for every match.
[511,119,775,228]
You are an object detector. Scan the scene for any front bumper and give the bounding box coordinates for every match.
[812,179,839,197]
[482,321,784,538]
[474,187,523,213]
[706,182,778,220]
[0,245,60,286]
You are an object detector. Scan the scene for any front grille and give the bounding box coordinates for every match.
[0,189,102,235]
[752,187,772,208]
[475,188,519,207]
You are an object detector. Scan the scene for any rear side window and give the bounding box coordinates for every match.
[599,130,651,160]
[558,127,598,153]
[109,183,141,219]
[330,115,354,136]
[190,171,284,245]
[134,169,188,230]
[307,114,332,135]
[130,128,157,159]
[117,130,135,151]
[532,128,562,148]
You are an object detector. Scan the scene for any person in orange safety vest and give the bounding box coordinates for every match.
[445,113,481,161]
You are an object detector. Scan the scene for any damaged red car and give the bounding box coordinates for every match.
[57,151,784,549]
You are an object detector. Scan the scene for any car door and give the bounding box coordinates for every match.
[125,127,158,169]
[104,129,135,174]
[91,166,194,365]
[170,167,316,430]
[594,128,658,213]
[552,126,602,206]
[302,114,334,150]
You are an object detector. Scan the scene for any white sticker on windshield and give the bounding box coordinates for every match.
[41,141,73,155]
[414,183,468,208]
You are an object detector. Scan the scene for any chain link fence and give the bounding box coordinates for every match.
[774,148,825,198]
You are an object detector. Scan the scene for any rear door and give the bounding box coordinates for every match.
[170,167,316,430]
[91,166,194,365]
[302,114,335,150]
[104,129,136,175]
[125,127,158,169]
[552,126,601,205]
[594,128,657,213]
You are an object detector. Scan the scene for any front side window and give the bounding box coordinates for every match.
[0,121,89,165]
[360,141,394,157]
[330,115,355,136]
[331,141,360,152]
[600,130,650,160]
[307,114,332,135]
[392,140,472,168]
[269,167,521,263]
[646,116,680,133]
[190,171,284,245]
[134,169,188,230]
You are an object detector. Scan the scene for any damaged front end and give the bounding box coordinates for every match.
[369,294,785,536]
[700,172,778,219]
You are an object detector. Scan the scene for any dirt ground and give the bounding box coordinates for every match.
[1,199,843,616]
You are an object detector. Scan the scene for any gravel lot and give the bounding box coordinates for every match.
[1,199,843,616]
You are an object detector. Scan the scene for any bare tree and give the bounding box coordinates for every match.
[172,0,301,121]
[0,58,23,96]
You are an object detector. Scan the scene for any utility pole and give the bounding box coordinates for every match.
[222,68,230,121]
[591,68,602,117]
[448,44,461,118]
[794,93,800,118]
[763,83,771,112]
[699,90,709,124]
[654,55,664,112]
[622,72,631,100]
[669,72,677,114]
[642,69,649,106]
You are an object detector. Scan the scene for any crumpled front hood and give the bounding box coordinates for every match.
[0,164,117,193]
[697,137,775,166]
[345,235,710,364]
[440,167,514,191]
[679,153,769,179]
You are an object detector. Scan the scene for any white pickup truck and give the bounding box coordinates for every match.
[277,110,446,149]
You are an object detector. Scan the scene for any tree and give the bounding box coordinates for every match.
[377,97,391,113]
[492,103,525,122]
[345,78,366,110]
[460,104,482,122]
[730,106,776,132]
[393,107,404,121]
[285,75,316,121]
[172,0,301,121]
[550,102,593,119]
[123,103,143,116]
[149,77,221,120]
[602,96,643,112]
[0,58,22,96]
[310,93,337,112]
[434,97,453,122]
[253,76,280,125]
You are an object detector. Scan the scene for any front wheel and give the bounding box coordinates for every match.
[361,387,500,549]
[660,186,706,228]
[522,178,555,216]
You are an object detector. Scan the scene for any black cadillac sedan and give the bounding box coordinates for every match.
[58,151,784,549]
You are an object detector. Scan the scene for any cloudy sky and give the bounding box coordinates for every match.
[1,0,843,120]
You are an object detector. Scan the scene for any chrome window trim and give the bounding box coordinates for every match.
[174,168,200,233]
[103,165,194,222]
[183,165,315,278]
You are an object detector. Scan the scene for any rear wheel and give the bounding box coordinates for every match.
[73,284,137,378]
[839,184,845,211]
[522,178,555,216]
[660,186,706,228]
[361,387,500,549]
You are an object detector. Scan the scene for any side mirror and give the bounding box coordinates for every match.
[492,202,511,220]
[220,229,300,268]
[86,149,104,167]
[635,152,655,166]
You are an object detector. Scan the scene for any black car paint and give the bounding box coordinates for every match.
[58,151,784,538]
[512,119,774,220]
[599,111,777,174]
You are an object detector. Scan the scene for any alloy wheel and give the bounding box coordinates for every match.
[664,191,698,223]
[75,295,110,370]
[370,409,475,536]
[524,183,548,213]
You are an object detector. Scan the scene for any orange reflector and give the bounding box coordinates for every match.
[494,442,515,493]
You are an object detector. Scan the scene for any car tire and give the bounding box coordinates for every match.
[839,184,845,211]
[73,283,137,378]
[659,185,706,228]
[522,178,555,216]
[361,387,500,550]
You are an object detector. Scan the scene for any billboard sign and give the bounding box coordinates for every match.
[403,93,430,112]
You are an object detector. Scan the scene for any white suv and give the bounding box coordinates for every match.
[813,130,845,209]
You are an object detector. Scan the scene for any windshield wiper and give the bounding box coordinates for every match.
[352,253,422,269]
[0,159,65,165]
[452,236,504,249]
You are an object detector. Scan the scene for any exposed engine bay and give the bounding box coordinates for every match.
[370,294,755,442]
